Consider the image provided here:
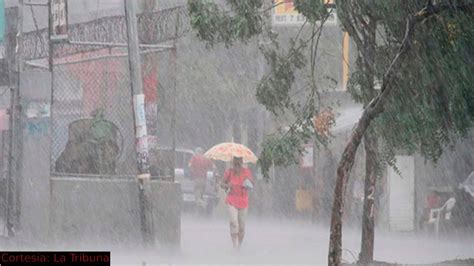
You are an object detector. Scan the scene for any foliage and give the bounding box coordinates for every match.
[259,133,306,178]
[342,0,474,168]
[256,38,307,115]
[293,0,328,22]
[313,108,335,137]
[188,0,474,179]
[188,0,265,47]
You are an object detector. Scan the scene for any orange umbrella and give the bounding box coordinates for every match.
[204,142,258,164]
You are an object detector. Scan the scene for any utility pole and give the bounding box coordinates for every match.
[7,0,25,236]
[5,2,21,238]
[124,0,155,246]
[170,12,179,182]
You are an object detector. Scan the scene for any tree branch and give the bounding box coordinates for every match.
[415,2,474,21]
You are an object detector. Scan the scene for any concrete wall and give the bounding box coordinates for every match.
[18,71,52,241]
[151,181,181,247]
[50,177,141,247]
[50,177,181,248]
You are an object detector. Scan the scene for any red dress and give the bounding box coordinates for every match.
[223,168,253,209]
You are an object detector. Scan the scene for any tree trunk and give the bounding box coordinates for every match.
[328,107,380,266]
[359,17,377,264]
[359,132,378,263]
[328,18,413,266]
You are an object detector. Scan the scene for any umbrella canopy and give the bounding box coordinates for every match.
[204,142,258,164]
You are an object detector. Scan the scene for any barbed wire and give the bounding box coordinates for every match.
[23,5,190,60]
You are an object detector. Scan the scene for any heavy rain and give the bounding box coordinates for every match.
[0,0,472,265]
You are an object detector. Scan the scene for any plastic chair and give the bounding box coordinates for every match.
[428,197,456,238]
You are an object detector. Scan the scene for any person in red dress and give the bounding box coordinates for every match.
[221,156,254,249]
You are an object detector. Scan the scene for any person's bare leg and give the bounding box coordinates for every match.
[231,233,239,248]
[237,208,248,248]
[195,179,205,209]
[238,232,244,247]
[228,205,239,248]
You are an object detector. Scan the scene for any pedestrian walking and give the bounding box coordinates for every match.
[188,147,214,208]
[221,156,254,249]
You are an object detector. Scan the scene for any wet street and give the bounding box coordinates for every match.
[111,213,474,265]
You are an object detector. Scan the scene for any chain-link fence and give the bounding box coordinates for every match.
[51,48,172,177]
[15,3,187,178]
